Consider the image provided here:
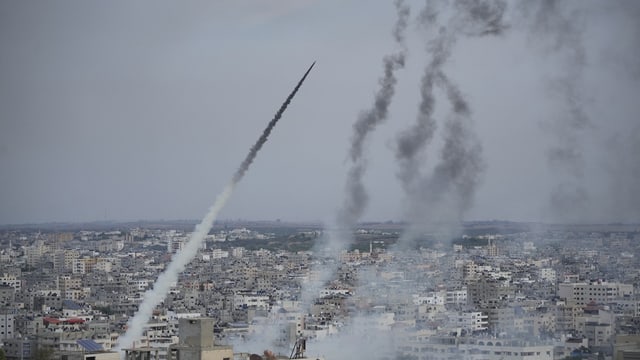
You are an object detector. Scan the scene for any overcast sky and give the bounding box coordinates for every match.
[1,0,639,226]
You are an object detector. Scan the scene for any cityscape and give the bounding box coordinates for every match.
[0,221,640,360]
[1,1,639,360]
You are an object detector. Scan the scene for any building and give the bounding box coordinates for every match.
[0,273,21,291]
[0,309,15,341]
[73,258,98,274]
[0,285,16,306]
[615,335,640,360]
[558,281,634,307]
[467,275,513,308]
[401,335,554,360]
[448,312,489,333]
[167,318,233,360]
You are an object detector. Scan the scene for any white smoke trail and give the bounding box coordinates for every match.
[114,61,315,354]
[115,183,235,351]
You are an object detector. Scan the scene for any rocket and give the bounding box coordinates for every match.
[231,61,316,184]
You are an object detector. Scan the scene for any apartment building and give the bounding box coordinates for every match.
[558,281,634,306]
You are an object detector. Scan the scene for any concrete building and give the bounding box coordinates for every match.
[615,335,640,360]
[538,268,556,283]
[401,335,554,360]
[0,273,21,291]
[0,285,15,306]
[558,281,634,306]
[2,338,35,360]
[467,275,513,308]
[73,258,98,274]
[448,312,489,333]
[0,309,15,341]
[167,318,233,360]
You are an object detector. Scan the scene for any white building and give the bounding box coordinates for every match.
[231,247,245,258]
[558,281,634,306]
[130,280,150,292]
[0,311,15,340]
[538,268,556,283]
[319,289,351,298]
[445,288,468,305]
[95,258,113,272]
[402,336,553,360]
[413,293,445,306]
[233,294,270,310]
[448,312,489,332]
[211,249,229,259]
[0,273,21,291]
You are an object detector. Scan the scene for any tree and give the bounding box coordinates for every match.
[395,354,418,360]
[33,348,54,360]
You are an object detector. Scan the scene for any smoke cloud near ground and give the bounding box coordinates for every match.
[114,62,314,352]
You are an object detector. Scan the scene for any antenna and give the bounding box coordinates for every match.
[289,337,306,359]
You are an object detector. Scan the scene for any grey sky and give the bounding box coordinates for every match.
[1,0,639,225]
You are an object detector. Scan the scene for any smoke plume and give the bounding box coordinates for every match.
[115,62,315,352]
[281,1,411,347]
[519,0,590,221]
[394,28,452,194]
[423,73,483,211]
[115,184,235,352]
[341,0,410,231]
[292,2,411,308]
[605,125,640,222]
[395,0,506,244]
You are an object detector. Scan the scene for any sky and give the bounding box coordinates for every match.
[1,0,639,226]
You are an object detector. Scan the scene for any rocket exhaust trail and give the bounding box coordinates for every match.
[232,61,315,184]
[115,61,315,353]
[394,0,507,245]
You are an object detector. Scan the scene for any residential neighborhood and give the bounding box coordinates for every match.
[1,222,639,360]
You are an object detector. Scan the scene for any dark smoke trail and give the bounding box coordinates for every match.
[395,28,453,193]
[395,0,506,243]
[115,62,315,352]
[348,0,411,163]
[340,0,410,229]
[396,0,506,191]
[429,72,483,215]
[454,0,508,37]
[340,53,404,226]
[338,162,368,230]
[232,61,316,184]
[392,0,411,45]
[400,72,484,244]
[294,0,411,332]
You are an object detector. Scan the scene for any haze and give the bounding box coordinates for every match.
[1,0,639,225]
